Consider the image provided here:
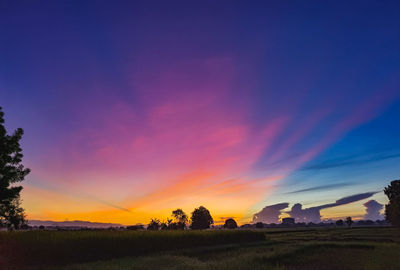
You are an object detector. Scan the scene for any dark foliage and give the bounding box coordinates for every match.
[190,206,213,230]
[345,217,353,227]
[20,224,30,230]
[357,220,375,226]
[160,222,169,230]
[335,219,344,226]
[384,180,400,226]
[0,107,30,230]
[159,219,172,230]
[126,225,144,230]
[172,208,188,229]
[147,218,161,230]
[166,221,186,230]
[255,222,264,228]
[223,218,238,229]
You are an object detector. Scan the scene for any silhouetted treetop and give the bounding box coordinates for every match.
[172,208,188,223]
[223,218,238,229]
[171,208,187,230]
[255,222,264,229]
[384,179,400,226]
[335,219,344,226]
[190,206,213,230]
[147,218,161,230]
[0,106,30,230]
[384,180,400,201]
[345,217,353,227]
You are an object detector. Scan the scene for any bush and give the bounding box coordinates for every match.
[223,218,238,229]
[255,222,264,229]
[335,220,344,226]
[126,225,144,231]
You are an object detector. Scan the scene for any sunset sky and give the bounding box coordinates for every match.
[1,1,400,225]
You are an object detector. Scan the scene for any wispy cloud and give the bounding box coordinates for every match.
[302,153,400,171]
[319,191,379,209]
[284,182,356,194]
[25,181,132,213]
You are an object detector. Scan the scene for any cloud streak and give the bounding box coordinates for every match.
[284,182,356,194]
[302,153,400,171]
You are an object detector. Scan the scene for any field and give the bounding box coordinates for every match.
[1,227,399,269]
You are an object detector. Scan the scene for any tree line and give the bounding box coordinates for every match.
[144,207,237,230]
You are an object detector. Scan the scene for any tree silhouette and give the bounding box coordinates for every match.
[172,208,188,229]
[126,225,144,230]
[167,221,179,230]
[160,218,174,230]
[223,218,238,229]
[335,219,344,226]
[345,217,353,227]
[0,107,30,230]
[255,222,264,228]
[190,206,213,230]
[384,180,400,226]
[147,218,161,230]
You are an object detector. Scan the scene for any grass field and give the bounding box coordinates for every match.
[1,227,399,269]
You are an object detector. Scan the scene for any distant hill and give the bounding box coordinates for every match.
[28,220,124,228]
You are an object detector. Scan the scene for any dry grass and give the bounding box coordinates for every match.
[1,227,399,269]
[0,230,264,269]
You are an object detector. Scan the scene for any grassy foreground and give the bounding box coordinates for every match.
[1,227,400,269]
[0,230,264,269]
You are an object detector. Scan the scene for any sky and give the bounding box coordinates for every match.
[1,0,399,225]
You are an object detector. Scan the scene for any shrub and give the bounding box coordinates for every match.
[223,218,238,229]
